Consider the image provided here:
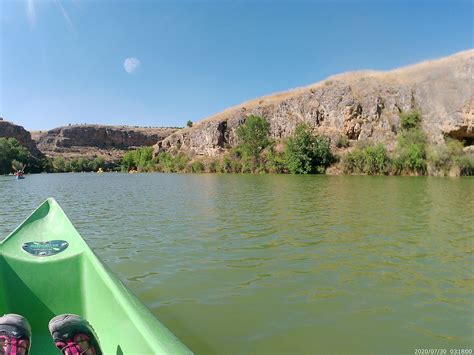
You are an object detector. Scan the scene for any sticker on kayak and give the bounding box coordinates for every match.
[22,240,69,257]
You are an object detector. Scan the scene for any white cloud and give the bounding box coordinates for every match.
[124,57,141,74]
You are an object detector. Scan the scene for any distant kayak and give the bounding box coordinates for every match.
[0,198,192,354]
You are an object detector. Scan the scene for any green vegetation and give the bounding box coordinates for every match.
[0,138,30,174]
[285,124,333,174]
[52,156,106,173]
[427,139,474,176]
[392,110,427,174]
[122,147,154,172]
[393,128,427,175]
[400,110,422,131]
[187,120,193,128]
[265,149,287,173]
[457,155,474,176]
[235,115,271,171]
[3,110,472,177]
[154,152,188,172]
[343,143,391,175]
[190,161,205,173]
[340,110,473,176]
[117,112,473,177]
[0,137,110,174]
[0,137,46,174]
[336,135,350,148]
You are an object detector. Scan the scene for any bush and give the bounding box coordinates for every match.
[285,124,333,174]
[393,129,427,175]
[265,149,287,173]
[52,157,67,172]
[121,147,154,172]
[155,152,174,172]
[221,156,232,173]
[68,157,91,172]
[400,110,421,131]
[173,153,189,172]
[336,135,350,148]
[191,161,205,173]
[39,157,54,173]
[342,143,391,175]
[153,151,189,172]
[90,157,106,171]
[207,160,220,173]
[427,139,463,175]
[458,155,474,176]
[187,120,193,128]
[223,151,243,173]
[426,138,474,176]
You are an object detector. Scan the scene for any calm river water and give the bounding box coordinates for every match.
[0,173,473,354]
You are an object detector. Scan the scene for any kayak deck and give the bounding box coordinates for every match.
[0,198,191,354]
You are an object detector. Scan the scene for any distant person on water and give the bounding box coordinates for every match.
[12,164,26,179]
[0,313,102,355]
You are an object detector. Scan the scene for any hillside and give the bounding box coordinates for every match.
[154,50,473,156]
[31,124,178,162]
[0,120,44,158]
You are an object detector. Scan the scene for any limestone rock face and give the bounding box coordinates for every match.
[33,125,178,161]
[35,125,177,151]
[154,50,473,156]
[0,120,43,157]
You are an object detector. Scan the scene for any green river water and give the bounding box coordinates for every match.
[0,173,473,354]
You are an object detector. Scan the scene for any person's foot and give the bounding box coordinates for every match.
[0,314,31,355]
[48,314,102,355]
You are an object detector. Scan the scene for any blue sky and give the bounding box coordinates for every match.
[0,0,472,131]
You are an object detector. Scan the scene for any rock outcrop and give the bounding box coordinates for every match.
[32,125,178,161]
[154,49,473,156]
[0,120,43,157]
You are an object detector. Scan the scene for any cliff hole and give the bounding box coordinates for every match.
[217,121,228,147]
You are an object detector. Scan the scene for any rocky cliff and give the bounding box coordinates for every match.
[32,125,178,161]
[0,120,43,157]
[154,50,473,156]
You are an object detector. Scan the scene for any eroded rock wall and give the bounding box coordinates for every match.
[36,125,177,151]
[0,120,43,157]
[155,50,473,156]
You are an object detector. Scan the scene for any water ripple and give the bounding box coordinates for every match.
[0,173,473,353]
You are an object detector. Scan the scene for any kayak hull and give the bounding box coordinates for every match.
[0,198,191,354]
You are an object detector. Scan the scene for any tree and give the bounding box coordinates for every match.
[186,120,193,128]
[122,151,136,171]
[53,157,67,172]
[121,147,155,172]
[235,115,271,167]
[285,124,333,174]
[90,156,106,171]
[0,138,30,174]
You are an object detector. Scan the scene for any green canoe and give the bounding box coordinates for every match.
[0,198,192,354]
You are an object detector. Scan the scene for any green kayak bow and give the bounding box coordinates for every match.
[0,198,191,354]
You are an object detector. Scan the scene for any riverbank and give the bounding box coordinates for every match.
[2,113,473,177]
[125,114,474,177]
